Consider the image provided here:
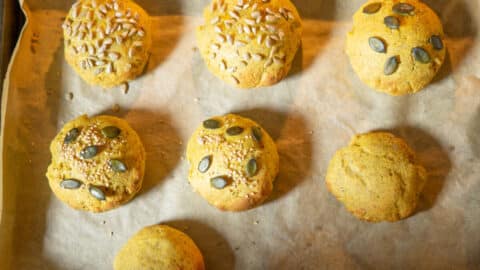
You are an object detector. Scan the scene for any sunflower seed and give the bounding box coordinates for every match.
[109,159,127,172]
[363,2,382,14]
[412,47,431,63]
[101,126,121,138]
[393,3,415,15]
[369,37,386,53]
[198,155,212,173]
[251,126,262,142]
[246,158,258,177]
[210,177,228,189]
[226,126,244,136]
[64,128,80,143]
[384,16,400,29]
[89,186,106,200]
[384,55,399,75]
[80,146,98,159]
[430,35,443,50]
[60,179,82,189]
[203,119,221,129]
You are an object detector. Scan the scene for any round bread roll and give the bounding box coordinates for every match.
[346,0,446,95]
[186,114,279,211]
[114,225,205,270]
[325,132,427,222]
[46,114,145,212]
[62,0,151,88]
[196,0,302,88]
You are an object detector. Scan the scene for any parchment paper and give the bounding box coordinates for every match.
[1,0,479,269]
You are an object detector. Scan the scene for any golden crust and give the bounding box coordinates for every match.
[186,114,279,211]
[63,0,151,88]
[114,225,205,270]
[196,0,302,88]
[325,132,427,222]
[46,114,146,212]
[346,0,446,95]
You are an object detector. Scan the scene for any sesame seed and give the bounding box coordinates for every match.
[251,11,261,19]
[229,10,240,20]
[108,52,120,60]
[211,43,220,51]
[226,34,234,45]
[231,75,240,84]
[252,53,263,61]
[216,34,226,43]
[219,60,226,70]
[266,15,278,23]
[211,16,220,24]
[243,52,251,60]
[214,25,222,33]
[244,18,255,25]
[257,34,264,45]
[235,40,246,47]
[273,56,285,64]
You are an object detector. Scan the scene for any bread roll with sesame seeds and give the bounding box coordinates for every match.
[196,0,302,88]
[46,115,145,212]
[186,114,279,211]
[62,0,151,88]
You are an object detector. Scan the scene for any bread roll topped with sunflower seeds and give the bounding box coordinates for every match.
[346,0,445,95]
[62,0,151,88]
[186,114,279,211]
[196,0,302,88]
[46,115,145,212]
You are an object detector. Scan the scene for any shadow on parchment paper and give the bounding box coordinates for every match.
[98,108,183,196]
[467,106,480,158]
[232,108,313,204]
[163,219,235,270]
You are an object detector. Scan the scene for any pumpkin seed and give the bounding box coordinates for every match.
[384,16,400,29]
[102,126,120,138]
[210,176,228,189]
[393,3,415,15]
[384,56,399,75]
[412,47,431,63]
[363,3,381,14]
[198,155,212,173]
[80,146,98,159]
[369,37,386,53]
[430,35,443,50]
[109,159,127,172]
[89,186,106,200]
[64,128,80,143]
[251,127,262,142]
[60,179,82,189]
[246,158,258,177]
[203,119,221,129]
[226,126,244,136]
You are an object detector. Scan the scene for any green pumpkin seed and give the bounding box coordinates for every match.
[109,159,127,172]
[80,146,98,159]
[210,176,228,189]
[198,155,212,173]
[226,126,244,136]
[251,127,262,143]
[393,3,415,15]
[430,35,443,50]
[384,56,400,75]
[60,179,82,189]
[64,128,80,144]
[363,2,381,14]
[369,37,386,53]
[384,16,400,29]
[203,119,221,129]
[89,186,106,200]
[101,126,121,138]
[246,158,258,177]
[412,47,431,63]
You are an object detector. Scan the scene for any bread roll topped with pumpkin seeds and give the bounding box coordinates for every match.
[346,0,445,95]
[186,114,279,211]
[62,0,151,88]
[46,115,145,212]
[196,0,302,88]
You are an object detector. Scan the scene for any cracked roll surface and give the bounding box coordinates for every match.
[196,0,302,88]
[62,0,151,88]
[186,114,279,211]
[46,114,145,212]
[325,132,427,222]
[114,225,205,270]
[346,0,445,95]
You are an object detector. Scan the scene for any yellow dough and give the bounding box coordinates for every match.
[196,0,302,88]
[325,132,427,222]
[62,0,152,88]
[186,114,279,211]
[46,114,145,212]
[346,0,446,95]
[114,225,205,270]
